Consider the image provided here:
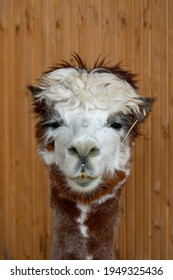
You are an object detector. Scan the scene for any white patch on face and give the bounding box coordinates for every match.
[39,109,132,192]
[76,204,90,238]
[37,68,140,193]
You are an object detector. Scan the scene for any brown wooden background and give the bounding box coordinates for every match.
[0,0,173,260]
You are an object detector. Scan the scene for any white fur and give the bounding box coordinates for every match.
[86,254,93,260]
[76,204,90,238]
[115,178,127,190]
[39,150,55,165]
[94,193,115,205]
[39,68,142,114]
[76,204,93,259]
[37,68,142,193]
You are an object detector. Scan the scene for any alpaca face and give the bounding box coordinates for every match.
[40,109,131,193]
[29,63,154,195]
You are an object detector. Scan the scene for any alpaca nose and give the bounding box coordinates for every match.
[67,139,100,160]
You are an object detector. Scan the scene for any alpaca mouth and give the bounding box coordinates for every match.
[76,175,92,185]
[68,172,98,187]
[77,172,92,180]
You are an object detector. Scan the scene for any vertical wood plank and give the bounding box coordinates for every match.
[150,0,161,260]
[124,0,136,260]
[0,0,8,259]
[168,0,173,259]
[4,0,16,260]
[142,0,152,259]
[159,0,169,259]
[116,0,127,260]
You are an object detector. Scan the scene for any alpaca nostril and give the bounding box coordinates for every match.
[89,146,100,156]
[90,147,99,152]
[67,146,78,156]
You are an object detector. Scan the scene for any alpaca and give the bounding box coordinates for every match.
[29,54,154,260]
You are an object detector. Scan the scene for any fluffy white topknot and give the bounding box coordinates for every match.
[37,68,143,114]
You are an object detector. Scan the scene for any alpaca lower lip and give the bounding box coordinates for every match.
[69,174,96,187]
[76,177,91,183]
[76,175,93,184]
[76,180,91,187]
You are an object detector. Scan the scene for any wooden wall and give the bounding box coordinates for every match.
[0,0,173,260]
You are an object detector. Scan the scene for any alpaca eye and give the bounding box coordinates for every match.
[47,121,63,129]
[110,122,122,130]
[51,122,60,129]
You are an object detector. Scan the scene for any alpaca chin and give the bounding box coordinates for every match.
[49,164,126,204]
[66,175,102,193]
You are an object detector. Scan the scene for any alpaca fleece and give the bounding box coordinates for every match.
[29,54,154,259]
[50,164,123,259]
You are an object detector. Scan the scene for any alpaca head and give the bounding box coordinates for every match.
[29,55,154,202]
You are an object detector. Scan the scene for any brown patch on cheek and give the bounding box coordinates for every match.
[35,122,55,151]
[33,99,56,150]
[45,140,55,151]
[35,122,45,149]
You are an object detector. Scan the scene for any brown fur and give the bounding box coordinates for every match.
[51,199,86,259]
[49,164,124,259]
[51,195,121,259]
[86,197,120,259]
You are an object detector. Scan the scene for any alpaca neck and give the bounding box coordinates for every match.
[49,164,126,259]
[51,190,121,260]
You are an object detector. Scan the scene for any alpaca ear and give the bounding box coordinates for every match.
[28,85,47,116]
[136,97,155,122]
[27,85,42,98]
